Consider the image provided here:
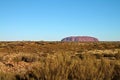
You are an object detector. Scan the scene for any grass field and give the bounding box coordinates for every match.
[0,41,120,80]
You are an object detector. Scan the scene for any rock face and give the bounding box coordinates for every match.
[61,36,99,42]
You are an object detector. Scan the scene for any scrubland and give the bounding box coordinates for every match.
[0,41,120,80]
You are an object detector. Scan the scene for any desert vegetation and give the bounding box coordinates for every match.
[0,41,120,80]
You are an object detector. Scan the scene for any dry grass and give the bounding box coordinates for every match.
[0,41,120,80]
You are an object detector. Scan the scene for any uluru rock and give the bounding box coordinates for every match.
[61,36,99,42]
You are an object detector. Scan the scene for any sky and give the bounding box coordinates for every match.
[0,0,120,41]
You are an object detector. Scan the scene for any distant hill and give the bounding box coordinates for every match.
[61,36,99,42]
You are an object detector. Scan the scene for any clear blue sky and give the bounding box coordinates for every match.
[0,0,120,41]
